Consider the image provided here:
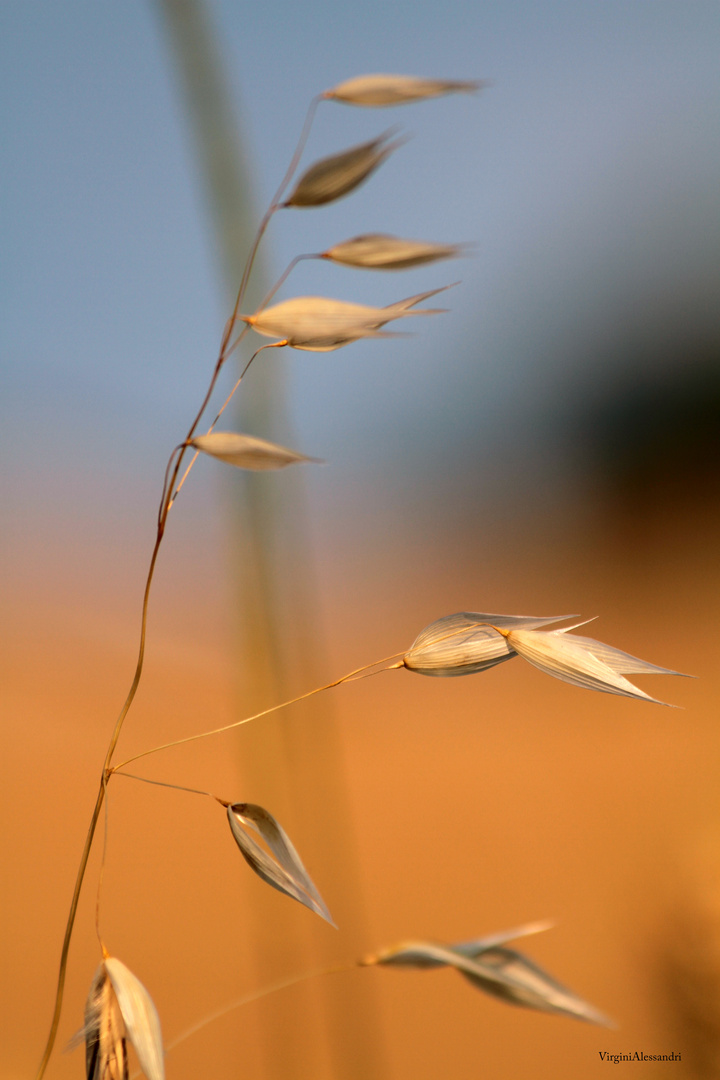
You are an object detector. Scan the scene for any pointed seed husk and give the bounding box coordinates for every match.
[285,130,404,207]
[104,958,165,1080]
[361,932,611,1026]
[191,432,323,470]
[403,612,576,677]
[364,921,553,969]
[243,289,450,351]
[381,282,456,317]
[227,803,334,925]
[79,959,164,1080]
[323,234,467,271]
[456,945,612,1026]
[325,74,489,107]
[505,628,679,704]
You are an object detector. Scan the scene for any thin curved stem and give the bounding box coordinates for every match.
[35,92,325,1080]
[255,252,318,313]
[35,306,237,1077]
[113,653,405,770]
[273,94,323,208]
[146,962,351,1073]
[224,94,322,346]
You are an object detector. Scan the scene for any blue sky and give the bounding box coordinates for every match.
[2,1,719,530]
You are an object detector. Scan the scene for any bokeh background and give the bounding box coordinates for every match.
[2,2,720,1078]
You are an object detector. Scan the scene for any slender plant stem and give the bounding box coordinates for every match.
[34,91,325,1080]
[94,776,110,952]
[150,962,352,1071]
[113,655,405,770]
[113,770,223,802]
[34,523,164,1080]
[33,229,247,1080]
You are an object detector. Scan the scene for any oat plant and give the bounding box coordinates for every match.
[34,73,690,1080]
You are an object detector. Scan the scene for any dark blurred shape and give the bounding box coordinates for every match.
[572,330,720,515]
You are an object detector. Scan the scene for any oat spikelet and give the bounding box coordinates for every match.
[323,234,468,271]
[191,432,323,470]
[285,130,404,207]
[83,965,128,1080]
[80,959,164,1080]
[325,74,489,107]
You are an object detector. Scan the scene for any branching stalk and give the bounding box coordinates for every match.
[113,655,405,770]
[34,95,325,1080]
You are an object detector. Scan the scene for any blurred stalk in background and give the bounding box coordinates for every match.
[156,2,387,1077]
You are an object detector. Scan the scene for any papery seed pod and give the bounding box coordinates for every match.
[505,626,688,705]
[553,632,687,677]
[80,959,164,1080]
[82,964,127,1080]
[403,612,575,677]
[227,802,334,925]
[243,297,402,351]
[242,291,447,351]
[458,945,612,1025]
[361,931,611,1026]
[325,74,489,107]
[190,432,323,470]
[322,234,467,271]
[364,921,553,968]
[285,130,404,207]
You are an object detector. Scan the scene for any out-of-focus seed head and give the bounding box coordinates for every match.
[242,288,451,351]
[81,959,164,1080]
[83,964,127,1080]
[505,625,689,704]
[324,74,490,107]
[361,928,612,1026]
[227,802,334,925]
[322,234,468,271]
[403,612,574,677]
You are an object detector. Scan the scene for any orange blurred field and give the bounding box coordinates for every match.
[3,480,718,1080]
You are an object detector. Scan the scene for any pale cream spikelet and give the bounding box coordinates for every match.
[403,611,689,703]
[82,964,127,1080]
[241,285,452,351]
[360,925,611,1026]
[324,74,489,107]
[403,612,574,677]
[190,432,323,470]
[322,234,468,271]
[227,802,334,926]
